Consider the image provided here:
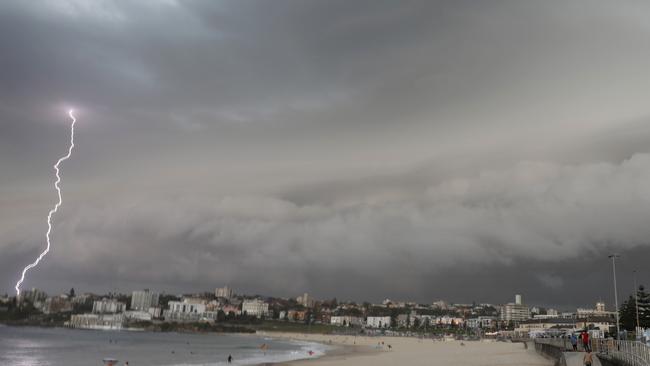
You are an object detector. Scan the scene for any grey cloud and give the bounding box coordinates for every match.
[537,274,565,290]
[2,0,650,307]
[3,155,650,306]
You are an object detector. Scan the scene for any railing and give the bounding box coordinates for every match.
[591,339,650,366]
[534,338,650,366]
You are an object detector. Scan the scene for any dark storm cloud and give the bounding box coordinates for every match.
[2,0,650,307]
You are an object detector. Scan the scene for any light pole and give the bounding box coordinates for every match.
[609,254,620,339]
[633,270,640,332]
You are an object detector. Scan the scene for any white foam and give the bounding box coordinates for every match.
[169,340,329,366]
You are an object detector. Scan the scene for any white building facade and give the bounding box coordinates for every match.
[92,299,126,314]
[215,286,233,299]
[330,316,364,326]
[163,299,207,322]
[68,313,124,330]
[500,295,530,323]
[131,289,159,311]
[242,299,269,318]
[366,316,391,328]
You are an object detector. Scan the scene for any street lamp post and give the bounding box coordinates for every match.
[609,254,621,339]
[633,270,640,332]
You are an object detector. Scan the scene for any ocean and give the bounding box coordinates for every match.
[0,325,328,366]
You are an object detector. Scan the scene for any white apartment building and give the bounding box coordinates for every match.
[21,288,47,303]
[215,286,233,299]
[500,294,530,323]
[68,313,124,330]
[432,300,449,310]
[330,316,364,327]
[168,300,206,314]
[148,306,162,319]
[436,315,465,326]
[123,310,153,321]
[366,316,391,328]
[466,316,496,329]
[131,289,159,311]
[242,299,269,318]
[163,299,207,322]
[297,293,314,307]
[42,295,73,314]
[396,313,416,327]
[92,299,126,314]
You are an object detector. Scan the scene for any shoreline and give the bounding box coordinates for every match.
[280,343,376,366]
[255,332,378,366]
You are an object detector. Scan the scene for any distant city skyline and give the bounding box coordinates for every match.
[8,287,628,334]
[5,284,631,313]
[1,1,650,308]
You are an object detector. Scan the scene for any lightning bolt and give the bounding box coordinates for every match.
[15,109,77,297]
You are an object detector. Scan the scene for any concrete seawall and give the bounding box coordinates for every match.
[534,341,605,366]
[534,341,567,366]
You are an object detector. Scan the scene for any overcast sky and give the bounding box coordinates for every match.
[1,0,650,309]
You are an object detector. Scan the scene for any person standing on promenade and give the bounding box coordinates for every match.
[581,331,590,352]
[571,334,578,351]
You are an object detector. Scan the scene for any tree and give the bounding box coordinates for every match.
[217,310,226,322]
[636,285,650,328]
[620,295,637,331]
[619,285,650,331]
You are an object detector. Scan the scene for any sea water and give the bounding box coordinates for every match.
[0,325,328,366]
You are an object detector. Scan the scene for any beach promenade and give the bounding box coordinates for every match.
[564,352,602,366]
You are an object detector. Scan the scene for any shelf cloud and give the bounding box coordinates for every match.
[2,0,650,307]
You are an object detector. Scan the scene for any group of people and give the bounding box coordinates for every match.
[569,331,593,366]
[570,331,591,352]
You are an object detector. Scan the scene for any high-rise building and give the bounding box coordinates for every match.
[215,286,233,299]
[500,294,530,323]
[297,292,314,307]
[131,289,160,311]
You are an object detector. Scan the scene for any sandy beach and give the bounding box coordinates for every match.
[261,333,553,366]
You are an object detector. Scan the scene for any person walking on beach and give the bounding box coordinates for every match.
[227,354,232,363]
[583,350,593,366]
[571,334,578,351]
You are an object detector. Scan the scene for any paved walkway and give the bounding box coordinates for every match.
[563,351,602,366]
